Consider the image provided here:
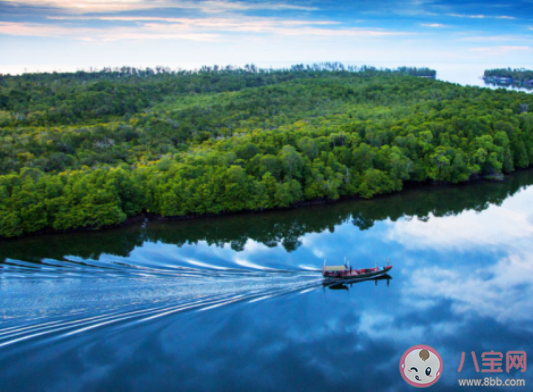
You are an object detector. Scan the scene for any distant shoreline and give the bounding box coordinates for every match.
[482,66,533,88]
[483,76,533,86]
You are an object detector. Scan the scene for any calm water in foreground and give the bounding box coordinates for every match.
[2,169,533,391]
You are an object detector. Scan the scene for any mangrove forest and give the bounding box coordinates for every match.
[1,64,533,238]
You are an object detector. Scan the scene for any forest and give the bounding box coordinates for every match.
[1,64,533,238]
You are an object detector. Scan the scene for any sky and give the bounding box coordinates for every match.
[0,0,532,74]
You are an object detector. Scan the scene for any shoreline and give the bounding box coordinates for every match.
[0,172,515,241]
[482,75,533,88]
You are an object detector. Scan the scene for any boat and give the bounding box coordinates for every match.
[322,259,392,284]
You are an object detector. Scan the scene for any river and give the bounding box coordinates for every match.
[1,76,532,391]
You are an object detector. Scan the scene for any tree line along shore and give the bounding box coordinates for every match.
[484,68,533,85]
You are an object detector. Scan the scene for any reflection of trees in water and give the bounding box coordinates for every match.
[0,228,146,263]
[352,213,375,231]
[1,169,532,262]
[483,81,533,92]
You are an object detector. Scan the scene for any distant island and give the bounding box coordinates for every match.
[1,63,532,238]
[483,68,533,87]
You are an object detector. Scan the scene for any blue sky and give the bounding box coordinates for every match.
[0,0,532,74]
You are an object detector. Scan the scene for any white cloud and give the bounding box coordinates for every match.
[357,313,426,342]
[2,0,319,13]
[385,187,533,329]
[449,13,516,19]
[48,16,339,26]
[385,186,533,257]
[450,13,487,18]
[0,21,92,37]
[402,254,533,327]
[0,18,407,41]
[198,0,319,12]
[420,23,446,28]
[0,21,219,41]
[388,208,533,251]
[3,0,170,12]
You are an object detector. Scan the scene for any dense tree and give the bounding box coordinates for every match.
[1,64,533,238]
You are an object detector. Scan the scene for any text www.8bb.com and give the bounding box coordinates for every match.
[458,377,525,387]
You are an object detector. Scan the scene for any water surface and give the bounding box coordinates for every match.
[2,170,533,391]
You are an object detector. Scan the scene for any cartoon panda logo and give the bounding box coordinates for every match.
[400,345,443,388]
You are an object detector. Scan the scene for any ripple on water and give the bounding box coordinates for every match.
[0,255,323,350]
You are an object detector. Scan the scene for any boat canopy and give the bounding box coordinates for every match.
[323,266,347,271]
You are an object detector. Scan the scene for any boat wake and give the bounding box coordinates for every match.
[0,255,323,349]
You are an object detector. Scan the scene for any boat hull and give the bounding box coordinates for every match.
[324,274,392,289]
[322,266,392,284]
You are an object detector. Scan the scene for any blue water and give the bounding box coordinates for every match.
[1,170,533,391]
